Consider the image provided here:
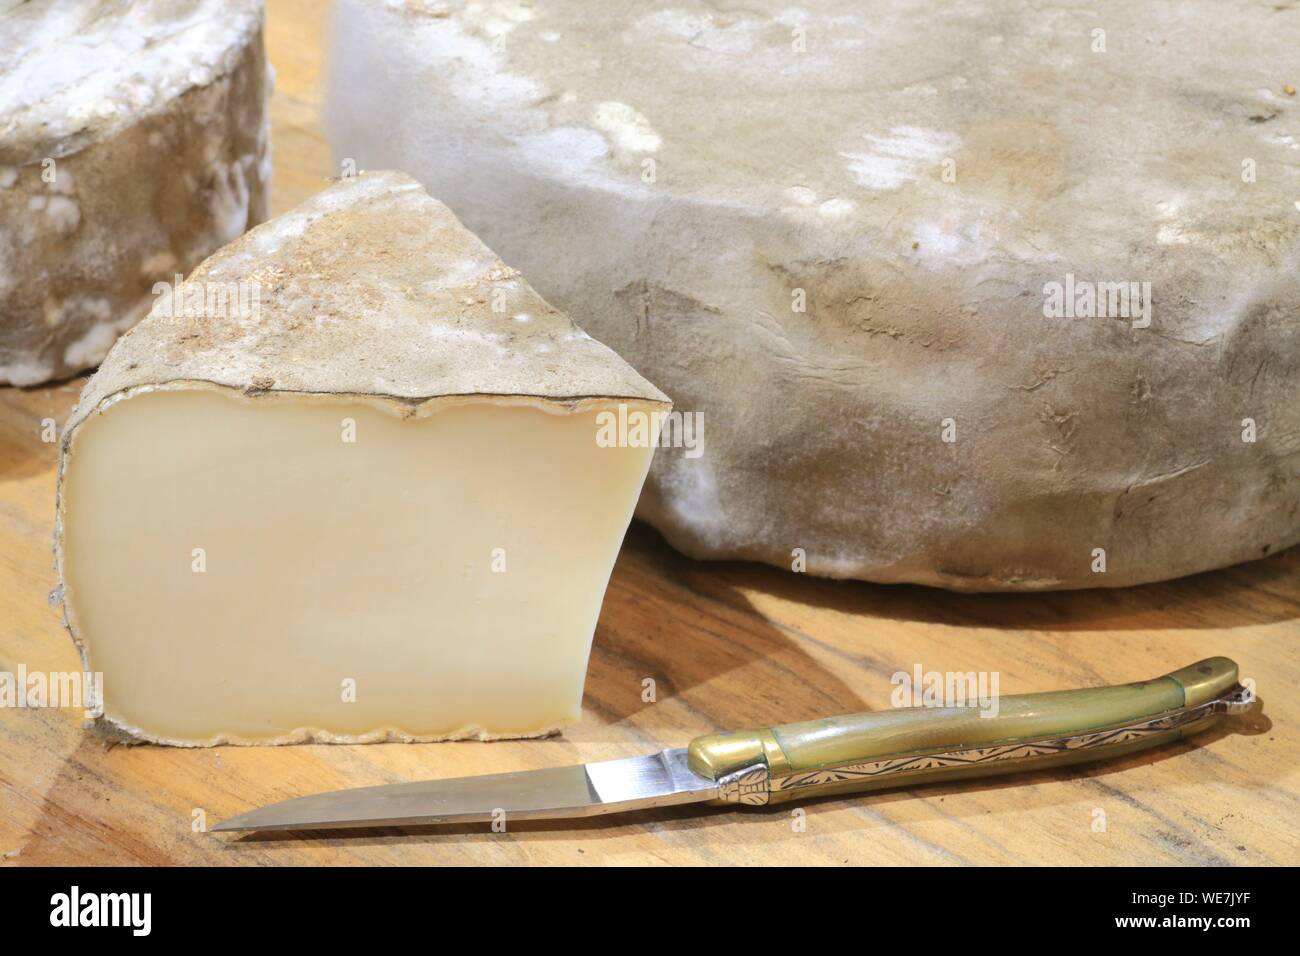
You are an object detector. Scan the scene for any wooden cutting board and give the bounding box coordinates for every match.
[1,0,1296,866]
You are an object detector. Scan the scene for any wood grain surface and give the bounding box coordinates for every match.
[1,0,1296,866]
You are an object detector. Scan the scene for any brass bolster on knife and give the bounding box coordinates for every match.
[688,657,1249,807]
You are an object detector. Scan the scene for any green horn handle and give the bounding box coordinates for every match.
[686,658,1251,806]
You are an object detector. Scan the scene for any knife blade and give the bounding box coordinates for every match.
[214,656,1253,833]
[214,749,714,831]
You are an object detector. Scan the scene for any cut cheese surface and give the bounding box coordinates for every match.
[56,171,670,745]
[62,388,658,744]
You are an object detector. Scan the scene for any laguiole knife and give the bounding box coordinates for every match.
[214,656,1252,833]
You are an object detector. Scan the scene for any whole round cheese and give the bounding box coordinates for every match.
[0,0,269,386]
[325,0,1300,589]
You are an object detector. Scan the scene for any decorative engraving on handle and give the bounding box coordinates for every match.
[715,686,1250,804]
[771,694,1242,796]
[716,764,772,805]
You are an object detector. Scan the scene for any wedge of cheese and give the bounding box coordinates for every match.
[55,171,670,746]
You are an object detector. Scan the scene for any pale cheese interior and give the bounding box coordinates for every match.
[61,388,659,744]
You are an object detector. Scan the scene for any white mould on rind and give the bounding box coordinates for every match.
[324,0,1300,591]
[0,0,270,385]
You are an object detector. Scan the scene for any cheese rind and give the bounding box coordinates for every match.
[63,171,669,419]
[56,171,669,746]
[324,0,1300,591]
[0,0,269,385]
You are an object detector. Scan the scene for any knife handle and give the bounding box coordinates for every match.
[686,658,1252,806]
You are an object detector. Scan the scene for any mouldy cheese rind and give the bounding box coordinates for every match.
[61,170,669,422]
[55,170,670,746]
[324,0,1300,591]
[0,0,269,386]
